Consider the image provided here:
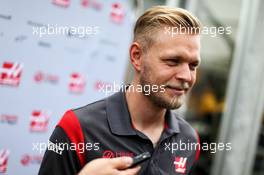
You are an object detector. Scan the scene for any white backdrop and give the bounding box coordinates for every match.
[0,0,134,174]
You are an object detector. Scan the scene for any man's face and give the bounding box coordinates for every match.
[139,29,201,109]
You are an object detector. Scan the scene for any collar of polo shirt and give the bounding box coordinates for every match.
[106,90,180,136]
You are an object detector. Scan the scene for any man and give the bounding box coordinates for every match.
[38,5,201,175]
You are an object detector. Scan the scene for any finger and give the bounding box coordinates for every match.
[119,166,141,175]
[110,156,133,169]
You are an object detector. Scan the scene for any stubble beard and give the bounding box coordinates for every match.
[139,65,186,110]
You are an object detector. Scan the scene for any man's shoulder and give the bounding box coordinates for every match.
[72,98,107,124]
[74,99,106,115]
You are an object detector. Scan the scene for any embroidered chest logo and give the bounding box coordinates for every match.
[174,157,187,174]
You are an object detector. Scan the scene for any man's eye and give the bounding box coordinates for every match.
[166,60,180,66]
[189,63,198,70]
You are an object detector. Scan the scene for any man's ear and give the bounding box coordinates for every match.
[129,42,143,72]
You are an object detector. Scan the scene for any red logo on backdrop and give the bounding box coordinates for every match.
[0,61,23,86]
[110,2,125,24]
[52,0,70,8]
[0,149,10,173]
[81,0,103,10]
[20,154,43,166]
[0,114,18,125]
[69,73,86,94]
[174,157,187,174]
[34,71,59,84]
[29,110,51,132]
[102,150,134,158]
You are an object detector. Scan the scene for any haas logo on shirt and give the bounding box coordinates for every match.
[102,150,134,158]
[0,149,10,173]
[174,157,187,174]
[0,61,23,87]
[29,110,51,132]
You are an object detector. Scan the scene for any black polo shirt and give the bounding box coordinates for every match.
[38,91,200,175]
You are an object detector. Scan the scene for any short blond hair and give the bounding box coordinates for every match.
[134,6,202,53]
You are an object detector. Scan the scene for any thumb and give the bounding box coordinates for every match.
[110,156,133,169]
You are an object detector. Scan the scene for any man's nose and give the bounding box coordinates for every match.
[175,64,192,82]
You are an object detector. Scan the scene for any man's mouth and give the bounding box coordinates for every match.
[166,85,189,96]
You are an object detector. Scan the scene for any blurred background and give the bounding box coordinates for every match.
[0,0,263,175]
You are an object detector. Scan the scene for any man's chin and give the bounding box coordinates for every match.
[167,96,184,109]
[157,97,183,109]
[168,103,183,109]
[145,92,184,109]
